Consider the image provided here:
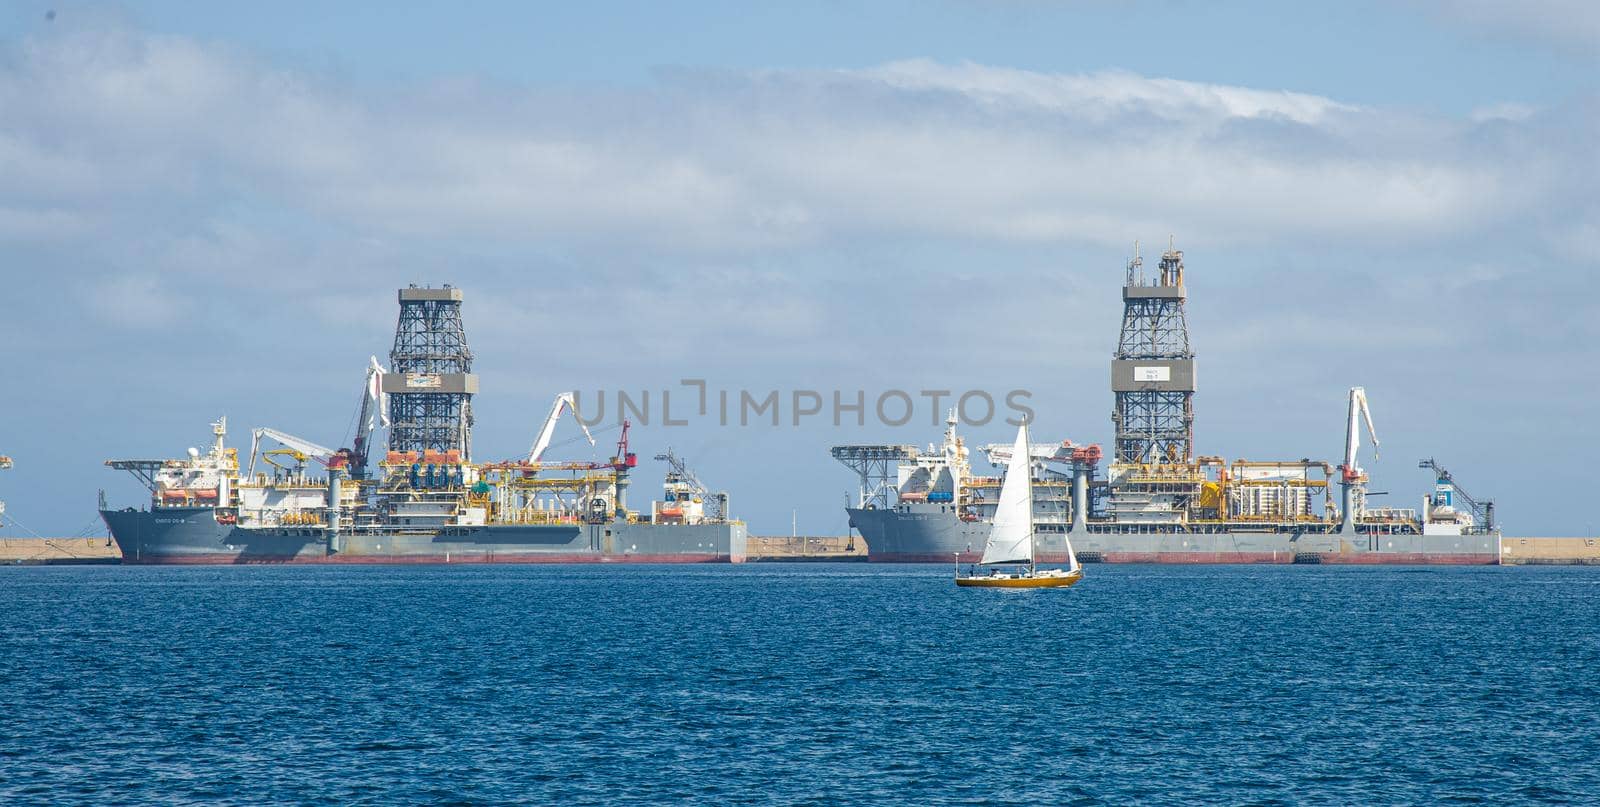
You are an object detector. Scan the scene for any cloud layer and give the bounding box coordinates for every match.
[3,28,1591,258]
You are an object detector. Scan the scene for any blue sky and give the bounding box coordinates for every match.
[0,1,1596,536]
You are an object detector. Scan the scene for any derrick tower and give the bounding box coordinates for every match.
[385,285,478,460]
[1111,242,1195,464]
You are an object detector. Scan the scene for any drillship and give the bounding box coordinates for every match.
[837,244,1500,564]
[101,286,747,564]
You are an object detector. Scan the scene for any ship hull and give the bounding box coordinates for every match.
[847,507,1500,565]
[101,507,747,564]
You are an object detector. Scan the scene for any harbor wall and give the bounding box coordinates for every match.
[747,536,868,562]
[14,534,1600,565]
[0,538,120,564]
[1499,537,1600,565]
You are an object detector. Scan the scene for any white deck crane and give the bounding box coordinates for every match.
[526,392,595,463]
[350,356,389,479]
[249,427,340,477]
[1338,386,1379,533]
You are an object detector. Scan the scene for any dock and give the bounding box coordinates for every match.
[1499,537,1600,565]
[746,535,868,562]
[1,537,121,565]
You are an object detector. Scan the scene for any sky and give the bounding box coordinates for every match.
[0,1,1596,537]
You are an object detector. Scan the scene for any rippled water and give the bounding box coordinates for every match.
[2,564,1597,804]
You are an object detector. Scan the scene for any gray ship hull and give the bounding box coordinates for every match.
[847,507,1500,564]
[102,507,747,564]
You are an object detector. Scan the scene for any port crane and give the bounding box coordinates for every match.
[526,391,596,463]
[1338,386,1378,531]
[349,356,389,479]
[1418,458,1496,532]
[249,428,342,477]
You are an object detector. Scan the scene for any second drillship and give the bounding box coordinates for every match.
[101,286,746,564]
[837,245,1500,564]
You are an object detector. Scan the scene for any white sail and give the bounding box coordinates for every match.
[979,422,1034,566]
[1063,531,1080,573]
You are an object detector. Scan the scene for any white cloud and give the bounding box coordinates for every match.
[1470,102,1538,123]
[862,60,1356,125]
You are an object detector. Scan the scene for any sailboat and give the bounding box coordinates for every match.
[955,421,1084,589]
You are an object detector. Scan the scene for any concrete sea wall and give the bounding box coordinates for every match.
[1500,537,1600,565]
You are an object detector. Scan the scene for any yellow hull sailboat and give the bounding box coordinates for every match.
[955,567,1083,589]
[955,421,1084,589]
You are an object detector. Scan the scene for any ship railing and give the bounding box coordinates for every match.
[493,511,587,526]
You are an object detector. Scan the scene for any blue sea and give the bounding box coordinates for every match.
[2,564,1597,805]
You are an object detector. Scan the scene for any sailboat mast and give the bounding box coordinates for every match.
[1023,421,1035,573]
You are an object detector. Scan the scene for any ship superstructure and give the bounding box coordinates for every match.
[839,242,1500,564]
[100,286,745,564]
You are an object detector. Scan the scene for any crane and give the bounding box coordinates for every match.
[1418,458,1495,532]
[350,356,389,480]
[527,392,595,463]
[1340,387,1378,483]
[654,447,724,522]
[249,427,341,477]
[655,448,709,495]
[0,454,10,519]
[1338,387,1378,532]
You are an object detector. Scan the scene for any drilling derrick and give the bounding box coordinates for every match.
[1111,243,1195,464]
[384,285,479,460]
